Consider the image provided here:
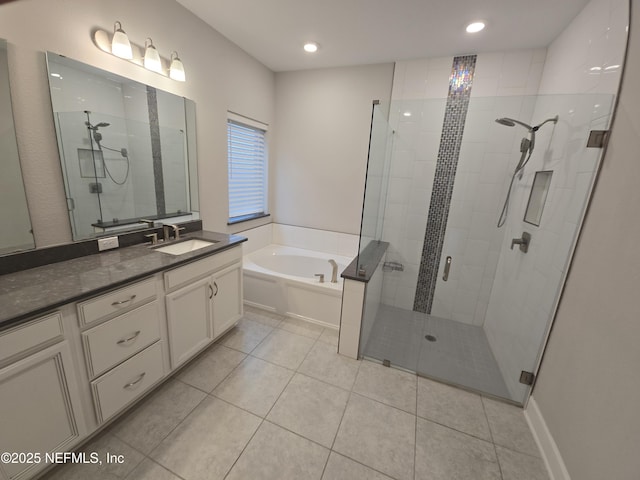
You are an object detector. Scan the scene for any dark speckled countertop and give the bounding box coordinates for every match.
[0,230,246,330]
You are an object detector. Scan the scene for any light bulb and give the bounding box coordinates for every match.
[303,42,319,53]
[466,22,485,33]
[112,21,133,59]
[169,52,186,82]
[144,38,162,73]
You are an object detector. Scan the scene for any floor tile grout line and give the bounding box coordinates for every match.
[481,395,505,480]
[142,387,209,461]
[222,327,310,479]
[222,417,266,479]
[324,358,362,476]
[111,379,208,458]
[125,456,189,480]
[326,450,402,480]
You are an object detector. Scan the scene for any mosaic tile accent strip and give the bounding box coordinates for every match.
[413,55,477,313]
[147,86,166,216]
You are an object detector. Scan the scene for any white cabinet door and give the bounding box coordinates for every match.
[165,276,213,369]
[0,341,86,480]
[212,262,243,338]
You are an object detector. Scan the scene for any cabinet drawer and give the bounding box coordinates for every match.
[91,342,164,423]
[82,302,161,378]
[164,246,242,292]
[0,312,63,364]
[78,277,157,327]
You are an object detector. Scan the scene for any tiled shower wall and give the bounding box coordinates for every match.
[483,0,628,400]
[380,48,547,319]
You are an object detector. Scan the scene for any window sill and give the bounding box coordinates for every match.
[227,213,270,226]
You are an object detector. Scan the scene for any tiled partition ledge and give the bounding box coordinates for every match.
[237,223,359,258]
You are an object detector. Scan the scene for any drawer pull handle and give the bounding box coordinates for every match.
[213,282,219,297]
[112,295,137,306]
[117,330,141,346]
[123,372,146,389]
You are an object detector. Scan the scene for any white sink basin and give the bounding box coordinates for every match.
[154,239,217,255]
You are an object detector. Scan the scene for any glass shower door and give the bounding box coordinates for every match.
[426,93,615,403]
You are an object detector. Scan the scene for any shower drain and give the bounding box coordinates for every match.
[425,334,437,342]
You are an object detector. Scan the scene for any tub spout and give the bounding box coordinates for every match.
[328,259,338,283]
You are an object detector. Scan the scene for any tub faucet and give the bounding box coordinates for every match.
[328,259,338,283]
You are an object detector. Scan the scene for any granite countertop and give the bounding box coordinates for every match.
[0,230,247,330]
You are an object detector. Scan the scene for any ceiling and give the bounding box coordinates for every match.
[176,0,590,72]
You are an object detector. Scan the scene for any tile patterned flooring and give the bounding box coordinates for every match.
[44,306,548,480]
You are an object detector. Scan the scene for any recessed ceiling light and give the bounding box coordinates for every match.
[466,22,485,33]
[605,64,620,71]
[303,42,319,53]
[403,111,412,117]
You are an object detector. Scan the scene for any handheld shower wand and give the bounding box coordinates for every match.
[494,115,558,227]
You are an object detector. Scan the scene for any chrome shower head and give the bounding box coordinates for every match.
[495,117,534,131]
[95,122,110,128]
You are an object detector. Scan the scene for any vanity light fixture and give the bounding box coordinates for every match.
[143,38,162,73]
[111,21,133,59]
[94,22,187,81]
[303,42,319,53]
[466,21,485,33]
[169,52,186,82]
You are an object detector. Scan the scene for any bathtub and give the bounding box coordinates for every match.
[243,245,351,329]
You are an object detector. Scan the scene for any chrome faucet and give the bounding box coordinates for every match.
[171,224,186,240]
[139,218,155,228]
[328,259,338,283]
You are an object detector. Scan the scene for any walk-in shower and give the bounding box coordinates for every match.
[357,89,615,405]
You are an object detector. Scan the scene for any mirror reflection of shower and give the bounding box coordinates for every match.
[84,110,130,185]
[495,115,558,227]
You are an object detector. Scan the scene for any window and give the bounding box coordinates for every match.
[227,113,268,224]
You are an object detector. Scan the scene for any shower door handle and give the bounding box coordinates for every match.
[443,256,452,281]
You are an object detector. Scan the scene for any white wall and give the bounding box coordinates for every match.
[532,2,638,478]
[483,0,627,401]
[273,64,394,235]
[0,0,275,247]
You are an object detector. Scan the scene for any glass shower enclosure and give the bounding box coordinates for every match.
[357,93,614,405]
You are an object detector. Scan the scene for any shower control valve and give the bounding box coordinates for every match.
[511,232,531,253]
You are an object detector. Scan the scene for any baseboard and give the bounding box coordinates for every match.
[525,396,571,480]
[243,300,277,313]
[243,301,339,330]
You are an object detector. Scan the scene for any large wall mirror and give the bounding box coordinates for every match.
[46,53,199,241]
[0,39,35,254]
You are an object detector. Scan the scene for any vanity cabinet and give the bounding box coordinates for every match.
[211,262,243,337]
[78,280,165,424]
[0,239,245,479]
[164,246,243,369]
[0,314,86,480]
[165,277,214,368]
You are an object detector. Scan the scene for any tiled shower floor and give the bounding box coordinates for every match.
[364,304,511,400]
